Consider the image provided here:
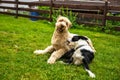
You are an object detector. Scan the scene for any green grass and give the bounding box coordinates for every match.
[0,14,120,80]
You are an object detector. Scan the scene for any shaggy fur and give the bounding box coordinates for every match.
[61,35,96,78]
[34,16,76,64]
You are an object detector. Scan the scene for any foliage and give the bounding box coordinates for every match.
[0,15,120,80]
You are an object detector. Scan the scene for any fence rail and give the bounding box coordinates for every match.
[0,0,120,28]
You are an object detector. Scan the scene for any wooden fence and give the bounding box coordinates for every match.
[0,0,120,28]
[0,0,53,21]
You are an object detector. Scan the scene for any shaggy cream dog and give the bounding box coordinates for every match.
[34,16,75,64]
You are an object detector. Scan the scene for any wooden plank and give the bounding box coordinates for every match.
[114,26,120,31]
[77,13,104,20]
[50,0,53,21]
[0,11,16,16]
[53,3,105,10]
[18,8,50,14]
[15,0,18,18]
[77,21,103,26]
[77,13,104,26]
[0,11,51,21]
[0,6,16,10]
[108,6,120,11]
[0,6,50,14]
[19,1,51,6]
[1,1,119,11]
[106,16,120,21]
[53,1,105,6]
[0,1,16,4]
[102,1,108,26]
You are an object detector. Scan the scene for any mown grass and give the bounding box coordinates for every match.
[0,14,120,80]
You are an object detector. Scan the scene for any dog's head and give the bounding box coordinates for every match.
[55,15,72,33]
[68,36,89,49]
[68,35,96,52]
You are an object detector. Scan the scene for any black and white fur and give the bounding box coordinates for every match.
[61,36,95,78]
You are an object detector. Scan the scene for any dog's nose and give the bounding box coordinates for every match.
[60,25,64,28]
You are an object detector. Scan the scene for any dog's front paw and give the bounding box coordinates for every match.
[89,72,95,78]
[33,50,44,55]
[47,58,55,64]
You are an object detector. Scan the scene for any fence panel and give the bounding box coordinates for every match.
[0,0,120,28]
[0,0,53,21]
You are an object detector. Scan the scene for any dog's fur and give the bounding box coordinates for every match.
[34,16,76,64]
[61,35,96,78]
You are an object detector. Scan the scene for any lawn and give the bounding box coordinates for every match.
[0,14,120,80]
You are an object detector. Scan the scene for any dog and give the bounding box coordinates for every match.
[34,15,76,64]
[61,35,96,78]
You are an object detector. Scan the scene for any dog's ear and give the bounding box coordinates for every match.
[65,17,72,27]
[67,21,72,28]
[72,36,88,41]
[78,36,88,40]
[72,36,80,41]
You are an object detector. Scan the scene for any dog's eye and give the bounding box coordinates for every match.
[67,40,70,43]
[66,22,68,26]
[59,19,63,22]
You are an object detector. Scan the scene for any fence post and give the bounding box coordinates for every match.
[15,0,18,18]
[102,0,108,26]
[50,0,53,22]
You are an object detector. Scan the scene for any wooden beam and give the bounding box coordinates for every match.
[102,1,108,26]
[77,13,104,19]
[50,0,53,22]
[106,16,120,21]
[19,1,51,6]
[15,0,18,18]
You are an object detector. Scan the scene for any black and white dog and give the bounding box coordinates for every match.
[61,35,96,78]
